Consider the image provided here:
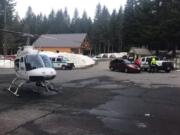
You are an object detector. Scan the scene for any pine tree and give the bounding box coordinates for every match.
[123,0,138,51]
[22,6,36,33]
[47,10,56,33]
[91,3,102,54]
[71,8,81,33]
[0,0,16,54]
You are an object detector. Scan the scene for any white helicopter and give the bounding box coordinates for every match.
[0,29,58,96]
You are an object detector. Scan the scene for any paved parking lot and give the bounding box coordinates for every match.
[0,61,180,135]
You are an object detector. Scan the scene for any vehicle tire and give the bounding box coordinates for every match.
[165,67,171,73]
[147,68,151,73]
[124,68,128,73]
[62,66,66,70]
[71,65,75,70]
[109,66,114,71]
[154,67,158,73]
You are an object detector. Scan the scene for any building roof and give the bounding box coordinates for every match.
[129,47,152,56]
[33,33,87,48]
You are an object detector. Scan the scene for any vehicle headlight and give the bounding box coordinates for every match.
[128,64,135,68]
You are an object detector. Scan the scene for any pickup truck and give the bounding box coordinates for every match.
[140,56,173,72]
[50,56,75,70]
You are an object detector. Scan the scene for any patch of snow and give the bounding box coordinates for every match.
[0,60,14,68]
[40,51,95,68]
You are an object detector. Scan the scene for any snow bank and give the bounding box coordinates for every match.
[0,60,14,68]
[0,52,96,69]
[113,52,128,58]
[40,51,95,68]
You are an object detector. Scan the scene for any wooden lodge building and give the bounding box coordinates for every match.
[33,33,92,54]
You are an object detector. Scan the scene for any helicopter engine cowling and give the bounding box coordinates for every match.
[27,68,56,82]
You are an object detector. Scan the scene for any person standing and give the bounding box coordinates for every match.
[150,57,157,73]
[134,56,141,67]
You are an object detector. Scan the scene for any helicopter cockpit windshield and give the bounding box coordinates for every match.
[40,55,53,68]
[25,55,52,71]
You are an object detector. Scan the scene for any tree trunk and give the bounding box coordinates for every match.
[172,44,177,58]
[107,40,110,53]
[103,43,106,53]
[111,44,114,53]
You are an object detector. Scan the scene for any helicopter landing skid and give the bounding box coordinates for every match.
[36,81,59,93]
[8,77,26,96]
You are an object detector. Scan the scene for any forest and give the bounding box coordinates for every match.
[0,0,180,55]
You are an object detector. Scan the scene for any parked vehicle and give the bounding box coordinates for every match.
[141,56,173,72]
[93,52,128,60]
[50,56,75,70]
[109,59,141,73]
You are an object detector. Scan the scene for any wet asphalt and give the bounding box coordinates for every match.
[0,61,180,135]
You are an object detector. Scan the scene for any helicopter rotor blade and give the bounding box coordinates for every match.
[0,29,34,38]
[0,29,58,40]
[40,35,57,40]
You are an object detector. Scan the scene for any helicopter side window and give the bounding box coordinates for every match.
[40,55,53,68]
[14,59,19,71]
[25,55,44,71]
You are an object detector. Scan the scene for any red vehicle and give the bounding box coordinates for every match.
[109,59,141,73]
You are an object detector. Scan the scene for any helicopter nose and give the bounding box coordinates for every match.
[51,68,56,75]
[39,68,56,77]
[42,71,46,75]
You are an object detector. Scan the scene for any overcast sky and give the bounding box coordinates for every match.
[15,0,127,19]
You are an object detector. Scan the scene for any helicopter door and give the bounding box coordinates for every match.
[19,57,26,78]
[14,59,20,71]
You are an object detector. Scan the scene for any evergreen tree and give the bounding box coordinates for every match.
[109,7,123,52]
[63,8,71,33]
[77,11,92,33]
[90,3,102,54]
[0,0,16,54]
[47,9,56,33]
[22,6,36,33]
[71,8,81,33]
[54,9,64,33]
[100,6,110,53]
[116,7,124,52]
[123,0,138,51]
[157,0,180,54]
